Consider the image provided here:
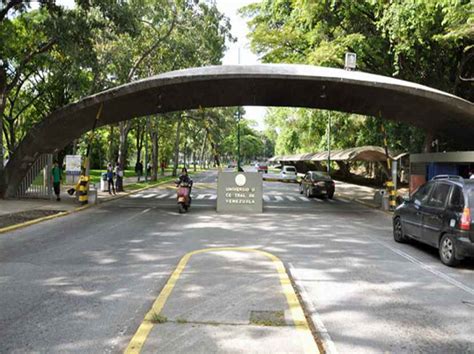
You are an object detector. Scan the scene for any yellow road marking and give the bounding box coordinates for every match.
[124,247,319,354]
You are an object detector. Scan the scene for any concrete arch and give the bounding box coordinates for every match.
[3,64,473,197]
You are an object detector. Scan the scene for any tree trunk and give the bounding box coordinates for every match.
[172,117,182,177]
[200,130,208,170]
[210,141,220,167]
[193,151,197,172]
[423,131,434,153]
[117,121,132,191]
[0,66,7,196]
[183,140,187,168]
[151,130,158,181]
[108,125,115,163]
[135,121,144,165]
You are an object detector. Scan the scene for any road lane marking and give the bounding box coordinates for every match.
[142,193,157,199]
[286,196,297,202]
[263,195,271,202]
[289,263,338,354]
[129,193,144,198]
[155,193,169,199]
[298,196,310,202]
[274,195,284,202]
[379,243,474,296]
[124,247,319,354]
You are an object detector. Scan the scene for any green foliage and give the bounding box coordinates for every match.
[242,0,474,153]
[1,0,234,170]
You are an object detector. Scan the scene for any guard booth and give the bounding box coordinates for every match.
[409,151,474,193]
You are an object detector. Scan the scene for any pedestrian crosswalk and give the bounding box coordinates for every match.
[129,192,349,204]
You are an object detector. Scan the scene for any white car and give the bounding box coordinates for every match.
[280,165,297,181]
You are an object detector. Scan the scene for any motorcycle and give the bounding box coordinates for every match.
[176,181,192,213]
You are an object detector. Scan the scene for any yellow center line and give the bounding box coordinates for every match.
[124,247,319,354]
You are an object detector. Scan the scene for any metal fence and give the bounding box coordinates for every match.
[16,154,53,199]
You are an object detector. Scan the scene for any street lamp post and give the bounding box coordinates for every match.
[327,112,331,175]
[144,117,149,182]
[237,108,241,171]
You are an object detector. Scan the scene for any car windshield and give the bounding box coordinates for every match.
[285,167,296,172]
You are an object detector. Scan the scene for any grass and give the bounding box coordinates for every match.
[176,318,188,324]
[150,313,168,324]
[249,311,286,327]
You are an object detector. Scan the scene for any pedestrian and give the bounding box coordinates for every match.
[147,162,151,175]
[115,162,124,192]
[51,161,62,201]
[135,160,143,182]
[107,163,116,195]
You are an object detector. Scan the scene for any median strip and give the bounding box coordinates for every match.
[124,247,319,354]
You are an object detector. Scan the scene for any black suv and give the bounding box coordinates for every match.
[393,175,474,266]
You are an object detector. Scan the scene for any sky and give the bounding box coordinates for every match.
[55,0,268,130]
[214,0,267,131]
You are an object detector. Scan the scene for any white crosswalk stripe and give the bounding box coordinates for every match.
[298,196,310,202]
[130,192,345,203]
[129,193,143,198]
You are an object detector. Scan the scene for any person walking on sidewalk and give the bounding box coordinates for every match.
[115,162,124,192]
[51,161,62,201]
[107,163,116,195]
[135,160,143,182]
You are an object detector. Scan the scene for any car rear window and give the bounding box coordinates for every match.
[285,167,296,172]
[310,171,330,180]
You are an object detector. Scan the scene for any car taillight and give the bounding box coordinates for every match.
[460,208,471,231]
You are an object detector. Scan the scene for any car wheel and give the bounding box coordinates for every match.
[327,191,334,199]
[393,217,407,243]
[439,234,460,267]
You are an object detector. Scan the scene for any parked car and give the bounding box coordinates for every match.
[256,163,268,173]
[393,175,474,266]
[280,165,297,181]
[299,171,335,199]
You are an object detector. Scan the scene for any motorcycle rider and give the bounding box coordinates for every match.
[176,167,193,202]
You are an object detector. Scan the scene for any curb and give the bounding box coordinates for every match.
[288,263,338,354]
[0,179,174,235]
[336,195,393,215]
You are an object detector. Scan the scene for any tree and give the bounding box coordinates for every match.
[241,0,473,152]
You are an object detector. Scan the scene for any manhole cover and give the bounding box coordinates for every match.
[249,311,287,327]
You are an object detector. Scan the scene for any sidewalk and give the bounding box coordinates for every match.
[0,173,173,229]
[334,180,409,209]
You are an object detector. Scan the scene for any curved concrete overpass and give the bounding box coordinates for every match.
[3,64,474,197]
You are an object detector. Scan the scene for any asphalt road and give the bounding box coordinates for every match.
[0,169,473,353]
